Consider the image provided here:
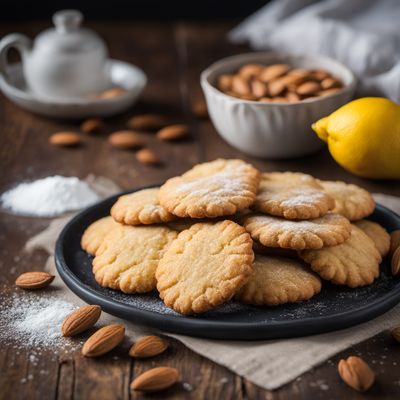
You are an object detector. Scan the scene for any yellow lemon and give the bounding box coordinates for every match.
[312,97,400,179]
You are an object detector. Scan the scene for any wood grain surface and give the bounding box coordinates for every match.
[0,21,399,400]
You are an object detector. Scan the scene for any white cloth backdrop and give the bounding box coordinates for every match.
[230,0,400,102]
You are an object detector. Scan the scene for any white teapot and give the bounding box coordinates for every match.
[0,10,110,100]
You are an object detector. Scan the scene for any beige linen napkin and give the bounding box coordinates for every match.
[25,181,400,391]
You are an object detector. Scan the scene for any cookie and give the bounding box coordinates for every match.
[156,220,254,314]
[158,159,261,218]
[93,224,177,293]
[354,220,390,257]
[243,213,351,250]
[81,216,120,256]
[319,180,375,221]
[111,188,176,225]
[253,172,335,219]
[300,225,381,287]
[236,255,321,305]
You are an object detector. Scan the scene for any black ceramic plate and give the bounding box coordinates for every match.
[55,185,400,340]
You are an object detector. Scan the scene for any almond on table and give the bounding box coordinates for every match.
[338,356,375,392]
[136,148,160,165]
[81,118,103,133]
[49,132,82,147]
[129,335,169,358]
[127,113,168,131]
[82,324,125,357]
[15,271,55,290]
[108,130,143,149]
[130,367,179,393]
[157,124,189,141]
[61,305,102,337]
[192,99,208,119]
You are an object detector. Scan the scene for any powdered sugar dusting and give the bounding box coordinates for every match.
[0,292,79,349]
[1,176,100,217]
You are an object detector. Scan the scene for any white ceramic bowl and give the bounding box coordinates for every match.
[201,53,356,159]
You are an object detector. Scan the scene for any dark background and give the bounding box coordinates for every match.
[1,0,269,20]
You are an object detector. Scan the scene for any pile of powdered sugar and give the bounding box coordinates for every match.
[0,292,79,349]
[1,175,100,217]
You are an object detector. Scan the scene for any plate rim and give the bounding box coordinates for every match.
[55,185,400,340]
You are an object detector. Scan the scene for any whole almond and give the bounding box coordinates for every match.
[82,324,125,357]
[321,77,341,90]
[338,356,375,392]
[192,100,208,119]
[239,63,264,79]
[81,118,103,133]
[15,271,55,290]
[310,69,331,81]
[231,75,251,96]
[390,230,400,256]
[391,326,400,343]
[129,335,169,358]
[61,305,102,337]
[296,81,321,96]
[157,124,189,141]
[259,64,290,83]
[217,74,233,92]
[391,246,400,276]
[130,367,179,392]
[49,132,81,147]
[136,148,160,165]
[268,79,286,97]
[109,131,143,149]
[317,88,341,97]
[251,80,268,98]
[127,114,167,131]
[99,87,125,99]
[286,92,300,102]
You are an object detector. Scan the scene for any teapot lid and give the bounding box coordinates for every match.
[34,10,106,54]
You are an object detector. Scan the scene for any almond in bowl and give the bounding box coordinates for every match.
[201,53,355,159]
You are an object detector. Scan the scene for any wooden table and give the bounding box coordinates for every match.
[0,21,399,400]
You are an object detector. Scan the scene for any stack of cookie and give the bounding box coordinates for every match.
[81,159,390,315]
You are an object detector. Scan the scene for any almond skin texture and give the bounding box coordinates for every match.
[391,247,400,276]
[157,124,189,141]
[130,367,179,392]
[127,114,167,131]
[231,75,251,96]
[82,324,125,357]
[129,335,168,358]
[391,326,400,343]
[109,131,143,149]
[259,64,290,83]
[136,149,160,165]
[217,74,233,92]
[15,271,55,290]
[296,81,321,96]
[49,132,81,147]
[390,230,400,256]
[61,305,102,337]
[338,356,375,392]
[81,118,103,133]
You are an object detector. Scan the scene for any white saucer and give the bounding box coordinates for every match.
[0,59,147,119]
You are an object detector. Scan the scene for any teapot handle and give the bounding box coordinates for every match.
[0,33,31,85]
